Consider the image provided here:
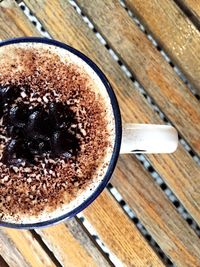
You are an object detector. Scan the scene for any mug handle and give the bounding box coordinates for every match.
[121,124,178,154]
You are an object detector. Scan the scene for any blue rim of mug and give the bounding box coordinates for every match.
[0,37,122,229]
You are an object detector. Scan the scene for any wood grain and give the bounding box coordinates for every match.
[0,1,199,266]
[0,0,38,38]
[36,223,101,267]
[0,229,56,267]
[125,0,200,94]
[82,190,164,266]
[65,218,113,267]
[112,155,200,267]
[77,0,200,157]
[175,0,200,29]
[24,0,200,225]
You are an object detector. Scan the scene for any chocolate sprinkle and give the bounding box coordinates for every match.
[0,44,111,221]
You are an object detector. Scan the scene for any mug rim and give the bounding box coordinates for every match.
[0,37,122,229]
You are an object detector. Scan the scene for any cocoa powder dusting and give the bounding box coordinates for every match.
[0,45,111,221]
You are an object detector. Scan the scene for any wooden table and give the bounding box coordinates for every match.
[0,0,200,266]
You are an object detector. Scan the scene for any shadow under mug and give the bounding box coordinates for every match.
[0,37,178,229]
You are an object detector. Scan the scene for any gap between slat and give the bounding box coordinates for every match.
[30,230,62,267]
[174,0,200,31]
[70,0,200,162]
[121,0,200,98]
[2,1,198,266]
[69,217,115,267]
[0,255,9,267]
[106,184,174,266]
[75,0,200,161]
[17,1,200,243]
[18,1,200,163]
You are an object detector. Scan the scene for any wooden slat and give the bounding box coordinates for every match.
[0,229,56,267]
[65,218,113,267]
[24,0,200,226]
[175,0,200,29]
[35,199,164,266]
[112,155,200,267]
[0,0,39,38]
[0,2,112,267]
[0,230,30,267]
[36,223,103,267]
[125,0,200,94]
[82,190,164,266]
[76,0,200,157]
[1,1,199,265]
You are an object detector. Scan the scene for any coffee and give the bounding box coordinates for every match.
[0,43,115,224]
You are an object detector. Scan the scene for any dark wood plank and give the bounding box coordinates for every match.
[77,0,200,157]
[125,0,200,93]
[112,155,200,267]
[24,0,200,227]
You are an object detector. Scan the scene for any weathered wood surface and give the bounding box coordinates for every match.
[0,0,38,37]
[36,223,106,267]
[24,0,200,225]
[0,229,56,267]
[112,155,200,267]
[65,218,113,267]
[77,0,200,157]
[82,190,164,267]
[0,0,199,266]
[125,0,200,94]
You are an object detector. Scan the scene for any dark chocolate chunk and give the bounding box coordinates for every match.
[0,85,20,104]
[51,130,78,157]
[9,104,29,128]
[48,102,74,129]
[1,86,79,166]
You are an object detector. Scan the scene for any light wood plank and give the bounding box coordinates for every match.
[82,190,164,267]
[77,0,200,157]
[24,0,200,226]
[112,155,200,267]
[125,0,200,94]
[65,218,113,267]
[0,229,56,267]
[0,0,38,38]
[0,2,111,267]
[0,1,200,266]
[36,223,100,267]
[0,229,29,267]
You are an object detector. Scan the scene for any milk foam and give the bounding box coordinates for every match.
[0,42,115,224]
